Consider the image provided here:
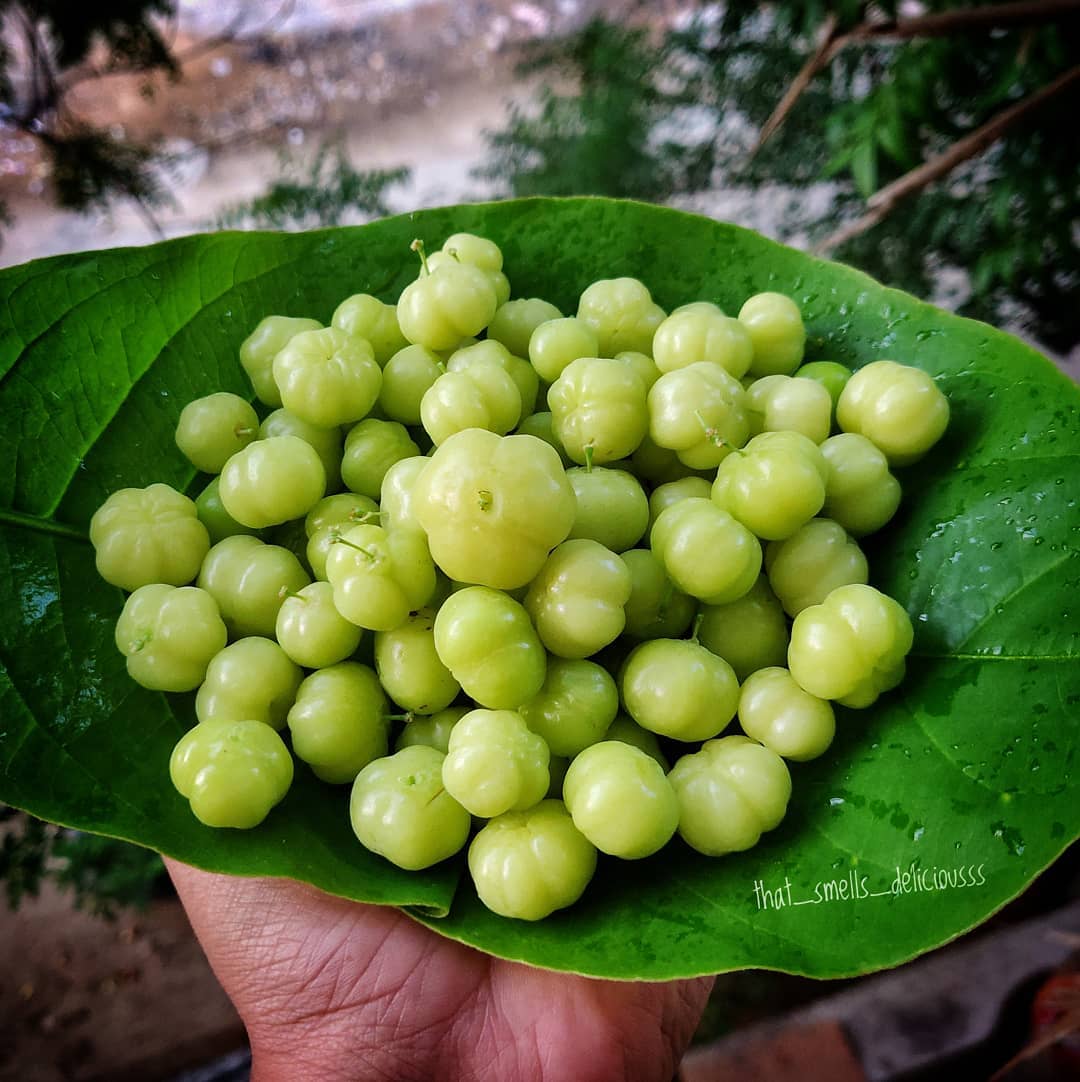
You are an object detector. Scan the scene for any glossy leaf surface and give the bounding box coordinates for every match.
[1,198,1076,977]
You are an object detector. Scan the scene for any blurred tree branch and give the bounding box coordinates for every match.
[818,61,1080,251]
[754,0,1080,152]
[481,6,1079,348]
[57,1,295,95]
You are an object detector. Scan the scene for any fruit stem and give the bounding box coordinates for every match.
[128,633,151,654]
[584,443,595,473]
[386,712,414,723]
[445,246,461,263]
[411,238,431,277]
[277,586,308,602]
[333,537,379,561]
[689,612,704,644]
[234,424,256,439]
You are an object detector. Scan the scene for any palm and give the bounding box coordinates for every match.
[167,860,713,1082]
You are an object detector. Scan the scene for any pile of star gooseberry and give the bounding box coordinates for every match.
[89,232,949,922]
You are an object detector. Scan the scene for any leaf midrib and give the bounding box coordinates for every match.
[0,507,88,542]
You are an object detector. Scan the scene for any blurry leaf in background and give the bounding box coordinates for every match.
[51,829,166,917]
[475,18,714,202]
[42,125,166,213]
[0,808,165,917]
[0,808,47,910]
[215,140,410,231]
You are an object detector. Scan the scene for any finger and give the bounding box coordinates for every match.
[164,858,477,1020]
[489,960,715,1082]
[164,860,492,1079]
[164,857,407,984]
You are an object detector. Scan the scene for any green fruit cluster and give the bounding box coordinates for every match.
[89,232,948,922]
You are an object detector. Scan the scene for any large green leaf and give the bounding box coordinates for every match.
[0,198,1076,979]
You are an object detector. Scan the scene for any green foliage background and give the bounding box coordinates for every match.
[480,5,1079,350]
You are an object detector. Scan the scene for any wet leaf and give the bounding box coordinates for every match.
[1,198,1076,977]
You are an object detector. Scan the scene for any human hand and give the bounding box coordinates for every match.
[166,859,714,1082]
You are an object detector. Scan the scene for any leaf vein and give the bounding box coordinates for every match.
[40,246,315,520]
[952,550,1077,655]
[0,247,184,395]
[0,661,112,804]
